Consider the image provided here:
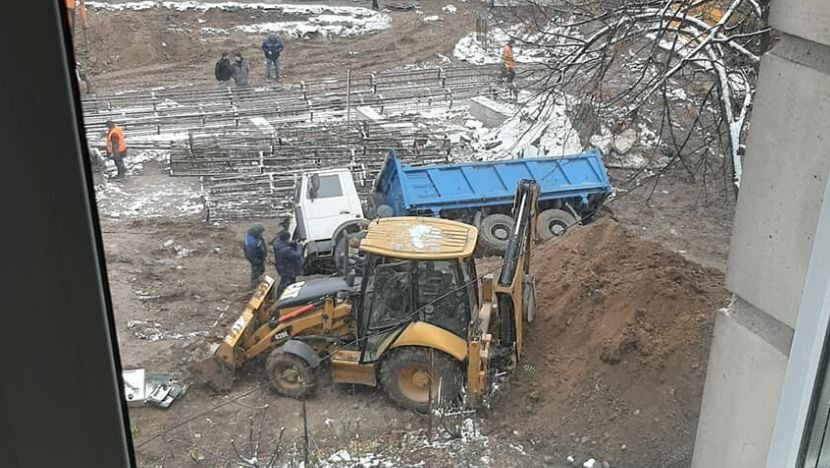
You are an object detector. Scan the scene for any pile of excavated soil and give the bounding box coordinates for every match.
[489,219,728,468]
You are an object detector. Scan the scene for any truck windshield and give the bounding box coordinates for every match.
[315,174,344,199]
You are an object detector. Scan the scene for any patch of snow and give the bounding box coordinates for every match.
[583,458,596,468]
[234,12,390,39]
[423,15,443,22]
[88,1,383,15]
[667,87,688,101]
[453,22,577,65]
[475,92,583,159]
[442,4,457,13]
[409,224,440,251]
[327,450,352,463]
[200,27,228,36]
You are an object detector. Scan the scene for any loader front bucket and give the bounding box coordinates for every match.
[192,343,236,392]
[191,276,276,391]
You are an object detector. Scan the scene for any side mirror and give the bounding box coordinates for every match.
[345,270,356,287]
[308,174,320,200]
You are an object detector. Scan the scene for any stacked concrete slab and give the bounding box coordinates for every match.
[692,1,830,466]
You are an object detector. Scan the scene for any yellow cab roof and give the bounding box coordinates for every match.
[359,217,478,260]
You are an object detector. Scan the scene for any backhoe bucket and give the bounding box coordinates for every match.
[192,276,276,391]
[193,343,236,392]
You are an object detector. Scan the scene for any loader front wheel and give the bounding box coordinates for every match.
[266,352,316,399]
[381,347,460,412]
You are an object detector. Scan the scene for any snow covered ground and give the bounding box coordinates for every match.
[86,1,391,39]
[230,12,390,39]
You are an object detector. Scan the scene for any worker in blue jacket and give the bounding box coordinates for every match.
[273,230,303,298]
[261,35,284,82]
[243,224,267,289]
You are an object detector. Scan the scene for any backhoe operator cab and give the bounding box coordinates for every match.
[201,180,539,413]
[345,217,481,410]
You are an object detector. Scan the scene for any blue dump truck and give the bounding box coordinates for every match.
[371,149,613,253]
[291,148,613,272]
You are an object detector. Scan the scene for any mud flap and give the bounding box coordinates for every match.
[523,273,536,323]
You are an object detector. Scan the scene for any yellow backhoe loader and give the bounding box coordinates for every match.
[196,180,540,411]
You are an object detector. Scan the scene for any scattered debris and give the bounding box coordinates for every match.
[123,369,186,408]
[612,129,637,155]
[126,320,209,342]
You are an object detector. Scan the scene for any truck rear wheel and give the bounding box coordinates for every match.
[266,351,316,399]
[381,347,460,412]
[536,209,577,241]
[479,214,514,255]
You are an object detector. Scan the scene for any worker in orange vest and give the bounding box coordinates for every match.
[105,119,128,179]
[65,0,76,33]
[502,39,516,84]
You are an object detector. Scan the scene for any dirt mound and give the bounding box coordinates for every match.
[490,218,727,467]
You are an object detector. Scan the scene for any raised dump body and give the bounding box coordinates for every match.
[373,149,612,252]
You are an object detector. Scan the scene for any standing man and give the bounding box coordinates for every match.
[65,0,76,34]
[243,224,268,289]
[232,52,251,87]
[272,230,303,298]
[261,35,284,83]
[502,39,516,84]
[104,119,128,179]
[214,52,234,87]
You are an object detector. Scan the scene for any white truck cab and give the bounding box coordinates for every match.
[288,168,365,273]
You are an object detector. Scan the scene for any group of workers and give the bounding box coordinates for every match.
[215,35,285,87]
[243,224,303,297]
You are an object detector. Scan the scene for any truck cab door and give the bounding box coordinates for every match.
[299,171,363,243]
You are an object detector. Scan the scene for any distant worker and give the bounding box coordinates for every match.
[232,52,251,87]
[243,224,268,289]
[214,52,234,87]
[502,39,516,84]
[261,35,284,82]
[273,230,303,298]
[65,0,76,33]
[104,119,128,179]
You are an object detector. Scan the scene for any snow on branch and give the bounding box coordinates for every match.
[511,0,768,191]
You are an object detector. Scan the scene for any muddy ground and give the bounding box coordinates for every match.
[77,1,736,467]
[75,0,489,92]
[102,163,729,467]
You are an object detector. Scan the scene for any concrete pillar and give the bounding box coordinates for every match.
[691,1,830,466]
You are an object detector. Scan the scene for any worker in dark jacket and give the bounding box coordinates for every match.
[261,35,284,82]
[214,52,233,87]
[273,230,303,298]
[232,52,251,87]
[243,224,268,289]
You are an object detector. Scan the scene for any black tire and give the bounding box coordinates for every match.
[266,351,316,399]
[381,347,461,412]
[536,209,577,241]
[479,214,515,255]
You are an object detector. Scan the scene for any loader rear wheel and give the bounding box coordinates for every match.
[536,209,577,241]
[266,352,316,399]
[381,347,460,412]
[479,214,515,255]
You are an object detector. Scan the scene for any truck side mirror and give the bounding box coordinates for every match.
[345,270,356,287]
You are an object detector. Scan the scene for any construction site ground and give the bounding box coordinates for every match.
[80,1,735,467]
